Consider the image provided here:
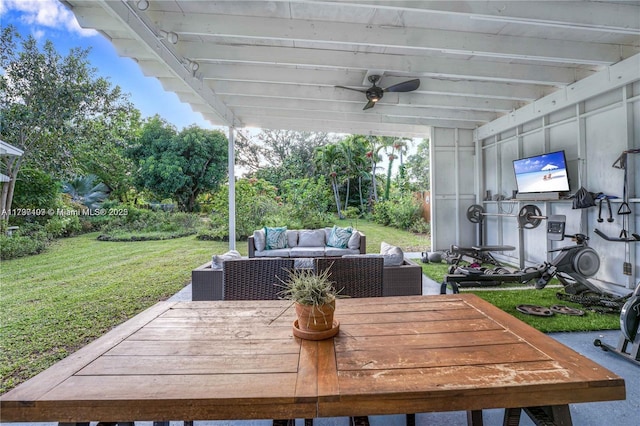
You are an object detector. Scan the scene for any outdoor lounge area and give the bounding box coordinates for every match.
[2,2,639,426]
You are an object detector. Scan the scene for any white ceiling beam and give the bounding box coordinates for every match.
[218,92,522,114]
[177,43,590,85]
[89,0,240,128]
[195,63,548,101]
[230,102,495,123]
[304,1,640,35]
[235,113,477,133]
[69,5,127,32]
[156,12,634,65]
[215,84,517,113]
[232,116,433,138]
[475,53,640,139]
[230,105,485,127]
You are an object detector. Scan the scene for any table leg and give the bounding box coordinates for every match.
[466,410,483,425]
[504,405,573,426]
[406,413,416,426]
[503,408,522,425]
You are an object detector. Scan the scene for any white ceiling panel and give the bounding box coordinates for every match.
[64,0,640,138]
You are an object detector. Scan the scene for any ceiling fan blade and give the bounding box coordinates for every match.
[363,100,376,110]
[384,79,420,93]
[336,85,367,93]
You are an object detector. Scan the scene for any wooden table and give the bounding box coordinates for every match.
[1,295,625,425]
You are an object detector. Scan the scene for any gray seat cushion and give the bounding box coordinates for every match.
[290,247,325,257]
[325,247,361,257]
[254,248,291,257]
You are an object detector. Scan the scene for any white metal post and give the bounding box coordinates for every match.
[228,127,236,250]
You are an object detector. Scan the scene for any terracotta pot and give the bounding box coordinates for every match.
[295,299,335,332]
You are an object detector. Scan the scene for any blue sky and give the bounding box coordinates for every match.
[0,0,218,130]
[513,151,567,175]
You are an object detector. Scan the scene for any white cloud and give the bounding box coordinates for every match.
[2,0,97,37]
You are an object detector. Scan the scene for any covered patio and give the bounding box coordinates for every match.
[63,1,638,289]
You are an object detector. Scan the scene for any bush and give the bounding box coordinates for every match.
[0,224,51,260]
[11,168,60,212]
[95,203,196,233]
[409,218,431,234]
[44,215,83,238]
[208,178,280,239]
[371,194,423,231]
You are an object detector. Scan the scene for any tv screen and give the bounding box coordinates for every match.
[513,151,570,194]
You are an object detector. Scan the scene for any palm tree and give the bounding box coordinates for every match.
[365,136,388,203]
[314,144,344,219]
[63,175,110,210]
[385,138,410,200]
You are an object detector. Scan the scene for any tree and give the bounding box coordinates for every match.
[365,136,387,203]
[383,137,411,200]
[0,26,137,218]
[62,175,110,210]
[132,118,228,212]
[314,143,344,219]
[237,129,335,186]
[406,138,431,191]
[338,135,369,213]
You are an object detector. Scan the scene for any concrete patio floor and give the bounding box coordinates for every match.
[4,255,638,426]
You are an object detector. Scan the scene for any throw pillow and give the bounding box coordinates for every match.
[347,230,361,250]
[327,225,353,248]
[211,249,242,270]
[253,229,266,251]
[265,226,288,250]
[380,241,404,266]
[298,229,326,247]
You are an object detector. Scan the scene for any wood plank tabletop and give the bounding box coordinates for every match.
[1,300,316,422]
[318,295,626,418]
[1,295,625,423]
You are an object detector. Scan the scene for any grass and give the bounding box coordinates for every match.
[0,233,226,394]
[334,218,430,253]
[421,262,620,333]
[1,219,619,395]
[0,219,425,394]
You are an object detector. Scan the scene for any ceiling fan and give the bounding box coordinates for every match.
[337,75,420,110]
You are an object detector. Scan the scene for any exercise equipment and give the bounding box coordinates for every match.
[443,244,515,266]
[466,204,546,229]
[442,215,618,298]
[466,203,549,269]
[594,284,640,367]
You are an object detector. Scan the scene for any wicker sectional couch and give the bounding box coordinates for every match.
[248,227,366,258]
[191,256,423,301]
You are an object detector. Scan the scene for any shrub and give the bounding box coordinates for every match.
[371,194,423,231]
[409,218,431,234]
[0,225,51,259]
[94,202,201,240]
[44,215,83,238]
[208,178,280,239]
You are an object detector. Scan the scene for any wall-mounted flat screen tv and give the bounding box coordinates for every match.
[513,150,570,194]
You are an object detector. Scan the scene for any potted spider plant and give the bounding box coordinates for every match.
[278,268,341,338]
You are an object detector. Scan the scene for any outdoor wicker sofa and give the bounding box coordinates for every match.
[191,256,422,301]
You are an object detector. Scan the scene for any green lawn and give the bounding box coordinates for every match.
[2,221,619,395]
[0,220,426,394]
[421,262,620,333]
[0,233,224,393]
